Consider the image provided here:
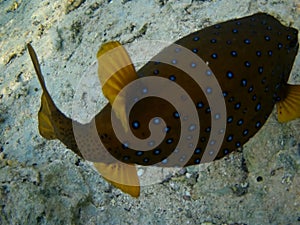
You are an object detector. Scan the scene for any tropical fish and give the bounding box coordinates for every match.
[27,12,300,197]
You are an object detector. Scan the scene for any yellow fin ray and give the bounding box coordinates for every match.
[277,84,300,122]
[93,162,140,197]
[97,41,138,131]
[38,93,57,139]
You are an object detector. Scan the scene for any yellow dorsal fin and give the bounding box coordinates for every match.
[277,84,300,122]
[93,162,140,197]
[97,41,137,131]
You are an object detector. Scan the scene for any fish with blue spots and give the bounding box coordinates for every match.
[27,13,300,197]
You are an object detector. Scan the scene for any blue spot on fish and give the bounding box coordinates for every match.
[241,79,247,87]
[244,39,251,44]
[169,75,176,81]
[231,51,238,57]
[153,149,161,155]
[243,129,249,136]
[227,71,234,79]
[265,35,271,41]
[255,103,262,111]
[173,112,180,118]
[132,121,140,129]
[136,151,143,156]
[244,61,251,67]
[237,119,244,126]
[211,53,218,59]
[256,51,262,57]
[197,101,204,108]
[227,135,233,142]
[232,28,238,33]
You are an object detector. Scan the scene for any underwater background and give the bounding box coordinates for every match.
[0,0,299,224]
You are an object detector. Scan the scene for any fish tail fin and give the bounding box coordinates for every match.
[276,84,300,122]
[27,43,58,139]
[93,162,140,197]
[27,44,72,140]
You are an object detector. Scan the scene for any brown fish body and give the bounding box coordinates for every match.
[94,13,299,166]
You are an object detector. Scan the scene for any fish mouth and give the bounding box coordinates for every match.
[289,37,299,49]
[289,28,299,50]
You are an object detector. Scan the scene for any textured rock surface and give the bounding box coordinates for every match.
[0,0,299,224]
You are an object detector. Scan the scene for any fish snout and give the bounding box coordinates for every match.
[288,28,299,50]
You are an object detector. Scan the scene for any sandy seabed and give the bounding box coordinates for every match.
[0,0,300,224]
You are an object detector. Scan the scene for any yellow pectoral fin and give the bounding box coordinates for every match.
[97,41,138,132]
[93,162,140,197]
[277,84,300,122]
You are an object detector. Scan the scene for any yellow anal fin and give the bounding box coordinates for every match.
[97,41,138,131]
[93,162,140,197]
[277,84,300,122]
